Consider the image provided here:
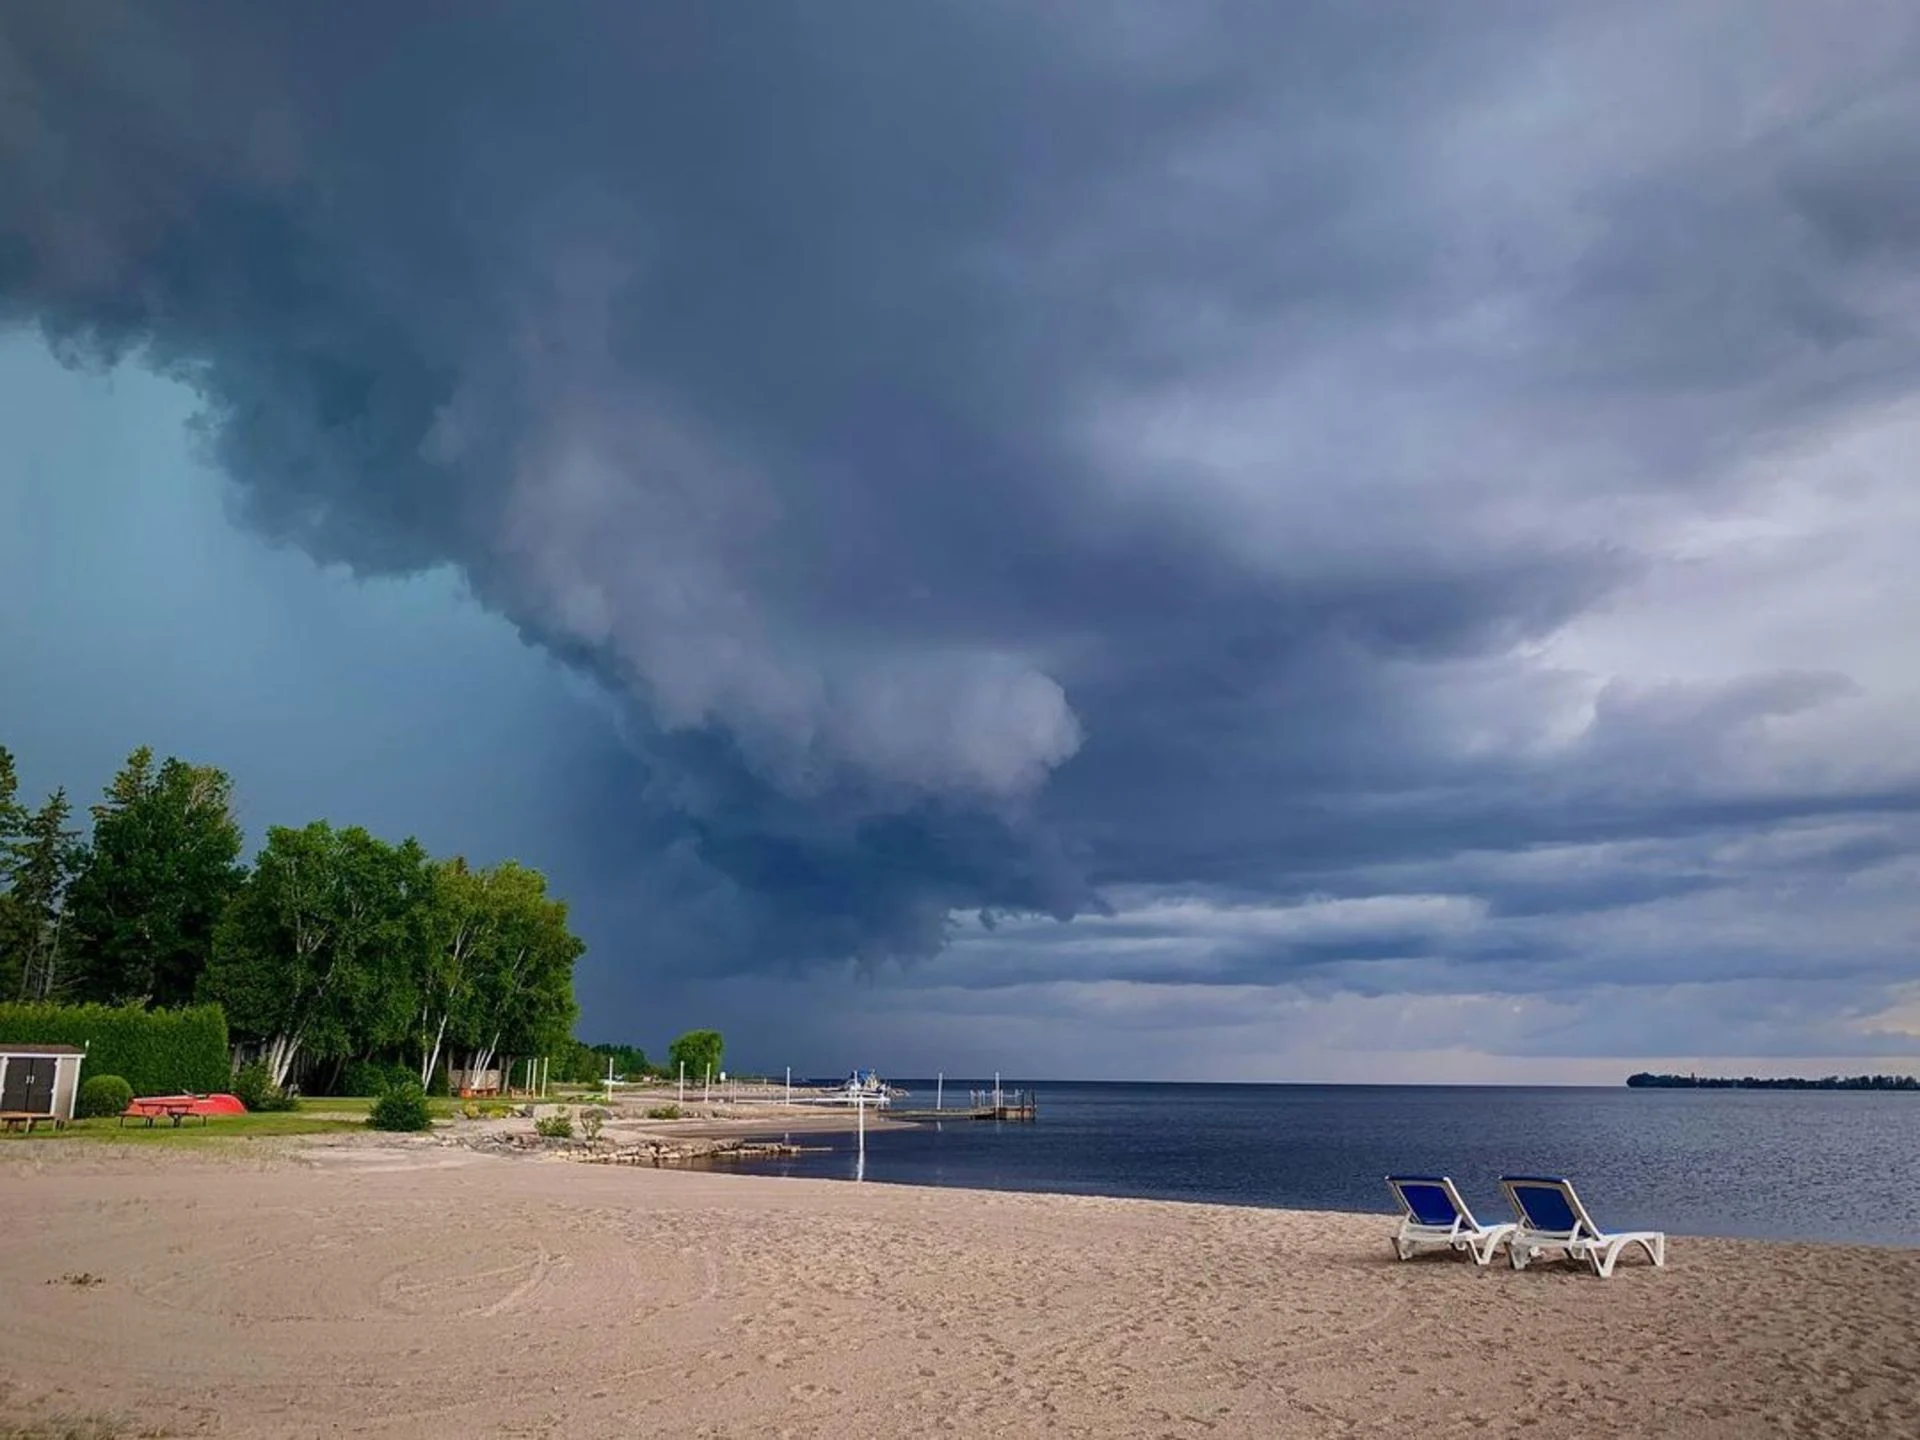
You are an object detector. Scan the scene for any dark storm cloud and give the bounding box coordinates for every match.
[5,0,1920,1047]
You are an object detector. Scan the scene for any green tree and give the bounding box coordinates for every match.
[554,1040,652,1084]
[65,748,245,1007]
[413,857,497,1086]
[0,744,28,997]
[448,863,582,1088]
[0,746,21,856]
[0,746,20,824]
[6,789,84,999]
[199,822,428,1088]
[668,1029,724,1083]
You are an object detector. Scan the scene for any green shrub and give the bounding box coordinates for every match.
[0,1002,229,1095]
[580,1106,609,1142]
[76,1074,134,1119]
[231,1060,299,1112]
[534,1107,573,1139]
[367,1082,433,1132]
[644,1104,684,1121]
[342,1059,416,1097]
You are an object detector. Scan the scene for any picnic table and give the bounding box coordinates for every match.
[0,1111,63,1133]
[120,1101,209,1128]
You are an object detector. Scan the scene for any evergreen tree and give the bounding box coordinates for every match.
[6,789,84,999]
[0,744,23,996]
[0,745,21,841]
[65,747,246,1006]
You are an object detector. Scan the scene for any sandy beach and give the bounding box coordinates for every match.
[2,1138,1915,1440]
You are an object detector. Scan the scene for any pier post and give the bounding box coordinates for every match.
[936,1072,943,1111]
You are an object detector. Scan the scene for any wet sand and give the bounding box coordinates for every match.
[2,1138,1914,1439]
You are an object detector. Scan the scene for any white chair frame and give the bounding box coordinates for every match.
[1501,1176,1667,1278]
[1388,1175,1516,1266]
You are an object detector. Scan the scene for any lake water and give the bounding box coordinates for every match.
[711,1080,1920,1245]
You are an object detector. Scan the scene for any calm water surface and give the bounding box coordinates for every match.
[712,1081,1920,1245]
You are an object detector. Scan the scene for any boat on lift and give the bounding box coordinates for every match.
[799,1069,907,1107]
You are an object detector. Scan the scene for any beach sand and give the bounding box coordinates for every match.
[2,1138,1914,1439]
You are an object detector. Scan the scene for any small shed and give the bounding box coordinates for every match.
[0,1044,87,1126]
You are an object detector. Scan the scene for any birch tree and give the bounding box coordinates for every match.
[453,863,581,1082]
[200,823,425,1088]
[415,857,495,1085]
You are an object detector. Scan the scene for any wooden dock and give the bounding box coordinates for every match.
[890,1090,1037,1123]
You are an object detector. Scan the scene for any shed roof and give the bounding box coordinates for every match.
[0,1043,87,1056]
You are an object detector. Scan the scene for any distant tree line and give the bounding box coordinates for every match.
[1627,1071,1920,1091]
[0,741,584,1094]
[547,1029,727,1087]
[551,1039,658,1084]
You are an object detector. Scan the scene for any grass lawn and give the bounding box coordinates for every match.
[0,1113,368,1146]
[295,1095,461,1119]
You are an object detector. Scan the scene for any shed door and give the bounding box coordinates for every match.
[1,1057,55,1113]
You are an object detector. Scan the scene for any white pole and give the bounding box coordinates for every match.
[678,1062,685,1105]
[937,1072,943,1111]
[704,1065,711,1105]
[857,1088,866,1169]
[994,1071,1001,1108]
[785,1066,791,1104]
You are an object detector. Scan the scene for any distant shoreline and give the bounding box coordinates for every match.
[1626,1071,1919,1091]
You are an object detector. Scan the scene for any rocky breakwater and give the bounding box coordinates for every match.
[446,1108,829,1167]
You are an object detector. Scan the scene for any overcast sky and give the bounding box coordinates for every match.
[4,2,1919,1082]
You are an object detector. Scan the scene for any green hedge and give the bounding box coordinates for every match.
[0,1002,230,1095]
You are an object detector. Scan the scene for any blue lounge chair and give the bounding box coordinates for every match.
[1385,1174,1516,1265]
[1499,1175,1667,1278]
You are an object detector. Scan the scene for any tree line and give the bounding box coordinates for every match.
[548,1029,725,1087]
[1626,1071,1919,1091]
[0,742,584,1093]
